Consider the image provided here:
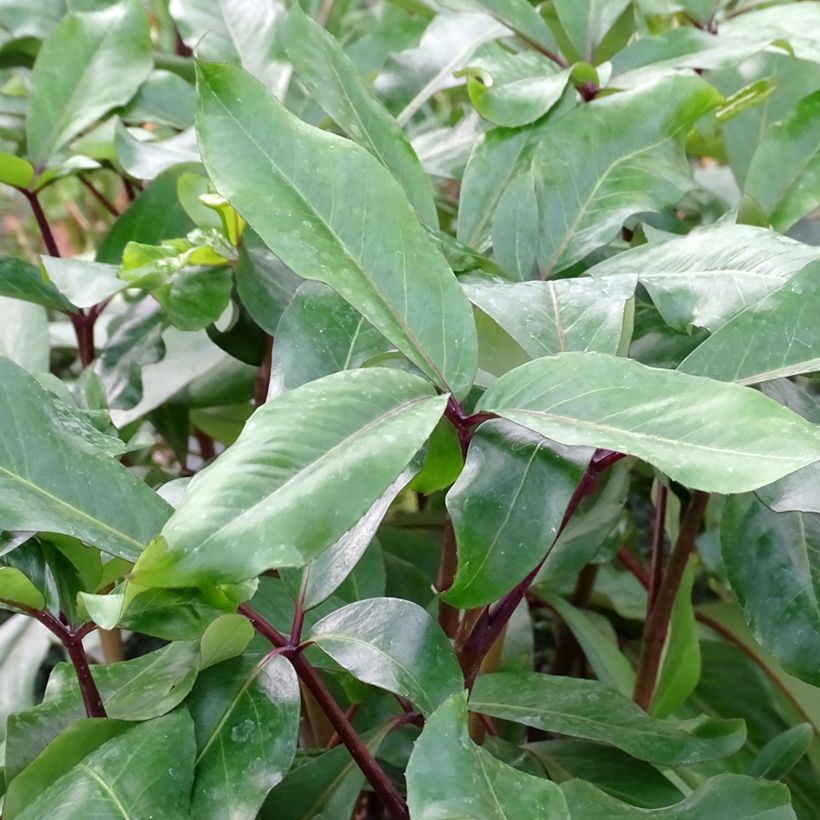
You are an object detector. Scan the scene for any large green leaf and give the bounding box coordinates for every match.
[188,653,299,820]
[269,282,389,396]
[532,74,722,274]
[26,0,152,166]
[283,4,436,227]
[561,774,796,819]
[586,224,820,333]
[471,672,746,766]
[744,90,820,231]
[133,369,446,587]
[0,256,74,311]
[465,276,635,359]
[0,358,171,561]
[721,494,820,687]
[553,0,630,61]
[16,712,196,820]
[309,597,463,716]
[476,352,820,493]
[407,692,571,819]
[196,61,477,398]
[679,260,820,384]
[444,420,588,607]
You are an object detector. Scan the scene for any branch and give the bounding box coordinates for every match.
[22,189,60,257]
[436,519,460,638]
[633,491,709,710]
[239,605,409,820]
[648,484,668,609]
[79,176,119,217]
[254,333,273,406]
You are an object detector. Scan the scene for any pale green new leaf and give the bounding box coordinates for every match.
[406,693,571,819]
[133,369,447,587]
[26,0,152,166]
[0,358,172,561]
[477,352,820,493]
[196,61,476,397]
[533,74,722,274]
[309,597,463,716]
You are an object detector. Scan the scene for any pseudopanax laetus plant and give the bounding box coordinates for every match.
[0,0,818,817]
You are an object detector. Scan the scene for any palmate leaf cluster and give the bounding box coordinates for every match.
[0,0,819,817]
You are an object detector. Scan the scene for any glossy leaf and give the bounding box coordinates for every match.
[477,352,820,494]
[471,672,746,766]
[283,4,437,226]
[196,61,477,398]
[561,774,796,819]
[407,692,571,819]
[133,369,446,587]
[0,256,74,311]
[16,712,196,820]
[0,358,172,561]
[721,494,820,687]
[465,276,636,359]
[586,223,820,333]
[309,597,463,716]
[269,282,389,397]
[40,257,122,309]
[444,420,588,607]
[26,0,152,166]
[0,566,45,610]
[532,74,722,274]
[189,652,299,820]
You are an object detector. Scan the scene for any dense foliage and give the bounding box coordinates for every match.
[0,0,819,817]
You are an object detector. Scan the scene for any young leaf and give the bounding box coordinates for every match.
[15,712,196,820]
[561,773,796,819]
[133,369,447,587]
[406,692,571,819]
[0,567,46,611]
[26,0,152,166]
[196,61,477,398]
[586,223,820,333]
[471,671,746,766]
[532,74,722,274]
[750,724,814,780]
[309,597,463,716]
[188,653,299,820]
[721,494,820,687]
[476,352,820,493]
[283,4,437,227]
[0,358,172,561]
[465,276,636,358]
[444,420,588,607]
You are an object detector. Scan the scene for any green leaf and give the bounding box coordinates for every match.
[586,223,820,333]
[553,0,630,61]
[3,719,131,820]
[532,74,722,274]
[122,69,196,130]
[309,597,463,716]
[0,566,45,610]
[195,61,477,398]
[269,282,390,396]
[406,692,571,819]
[444,420,587,607]
[0,152,33,188]
[750,724,813,780]
[40,257,122,309]
[744,89,820,231]
[0,296,49,374]
[0,358,172,561]
[460,50,570,127]
[492,170,538,279]
[26,0,152,166]
[115,124,200,181]
[471,671,746,766]
[283,4,437,227]
[457,0,560,55]
[465,276,636,359]
[0,256,75,311]
[526,739,684,809]
[199,613,254,669]
[15,712,195,820]
[476,352,820,494]
[188,652,299,820]
[561,774,796,819]
[652,558,700,718]
[721,494,820,687]
[133,368,447,587]
[5,641,200,780]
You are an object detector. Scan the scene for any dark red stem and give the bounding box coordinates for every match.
[239,605,409,820]
[255,334,274,406]
[648,484,668,609]
[22,189,60,257]
[79,176,119,217]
